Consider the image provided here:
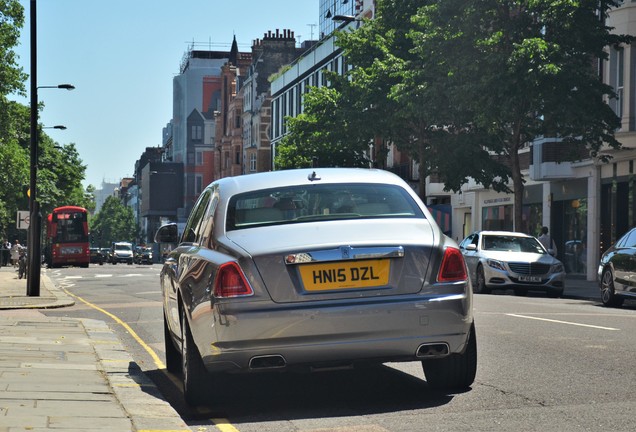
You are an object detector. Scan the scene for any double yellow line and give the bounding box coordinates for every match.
[62,286,240,432]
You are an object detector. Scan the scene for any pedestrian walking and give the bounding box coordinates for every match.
[10,240,23,267]
[538,226,557,256]
[1,239,9,266]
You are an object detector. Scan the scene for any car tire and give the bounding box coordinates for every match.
[474,266,491,294]
[422,322,477,391]
[164,313,181,374]
[601,268,624,308]
[181,306,209,406]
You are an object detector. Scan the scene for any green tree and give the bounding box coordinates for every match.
[411,0,632,229]
[0,138,29,241]
[90,196,137,247]
[277,0,511,197]
[276,86,373,169]
[280,0,631,231]
[0,1,26,240]
[38,137,94,215]
[0,0,25,98]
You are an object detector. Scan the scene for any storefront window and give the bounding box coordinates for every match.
[563,198,588,275]
[522,203,543,236]
[482,205,513,231]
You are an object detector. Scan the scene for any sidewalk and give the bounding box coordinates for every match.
[563,275,601,301]
[0,265,190,432]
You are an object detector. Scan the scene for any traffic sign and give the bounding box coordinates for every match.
[17,211,30,229]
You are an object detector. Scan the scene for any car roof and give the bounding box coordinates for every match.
[211,168,413,196]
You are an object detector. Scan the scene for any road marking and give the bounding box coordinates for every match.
[210,418,241,432]
[61,288,167,369]
[506,313,620,331]
[95,274,113,278]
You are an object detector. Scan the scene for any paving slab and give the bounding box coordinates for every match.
[0,266,190,431]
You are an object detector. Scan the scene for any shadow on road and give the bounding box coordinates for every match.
[145,363,462,422]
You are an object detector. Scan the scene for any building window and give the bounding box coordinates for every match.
[196,150,203,166]
[191,125,202,141]
[482,205,513,231]
[195,174,203,195]
[609,46,624,119]
[296,85,302,115]
[273,99,279,139]
[250,153,257,172]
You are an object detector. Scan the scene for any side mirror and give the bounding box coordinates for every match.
[154,223,179,244]
[548,248,556,257]
[465,244,477,251]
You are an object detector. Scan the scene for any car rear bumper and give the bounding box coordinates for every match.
[192,293,473,373]
[112,256,133,263]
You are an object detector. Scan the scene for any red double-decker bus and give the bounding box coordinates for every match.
[46,206,90,268]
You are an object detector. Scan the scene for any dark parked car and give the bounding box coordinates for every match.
[100,248,111,263]
[459,230,566,297]
[89,247,104,265]
[598,227,636,307]
[156,167,476,406]
[134,247,153,264]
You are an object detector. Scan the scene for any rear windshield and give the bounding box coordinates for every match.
[227,183,424,230]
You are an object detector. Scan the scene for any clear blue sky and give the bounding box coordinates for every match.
[11,0,318,189]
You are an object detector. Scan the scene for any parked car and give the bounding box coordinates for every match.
[156,168,476,406]
[134,247,153,264]
[89,247,104,265]
[100,248,111,263]
[459,230,566,297]
[110,242,134,265]
[598,227,636,307]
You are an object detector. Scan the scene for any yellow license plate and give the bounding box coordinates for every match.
[299,259,390,291]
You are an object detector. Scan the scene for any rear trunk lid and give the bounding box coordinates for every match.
[225,219,436,303]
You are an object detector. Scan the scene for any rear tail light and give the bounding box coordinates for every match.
[437,247,468,282]
[214,262,254,298]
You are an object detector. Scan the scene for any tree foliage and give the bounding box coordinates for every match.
[279,0,632,230]
[276,84,373,169]
[0,0,25,98]
[90,196,137,247]
[0,98,94,241]
[410,0,632,228]
[0,2,95,242]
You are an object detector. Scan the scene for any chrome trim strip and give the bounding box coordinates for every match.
[285,246,404,265]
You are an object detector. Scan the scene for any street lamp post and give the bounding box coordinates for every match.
[27,0,75,296]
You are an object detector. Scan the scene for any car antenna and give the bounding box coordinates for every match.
[308,171,321,181]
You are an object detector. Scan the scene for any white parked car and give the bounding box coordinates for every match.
[459,231,566,297]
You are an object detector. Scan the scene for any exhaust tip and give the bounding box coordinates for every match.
[249,354,286,369]
[416,343,450,359]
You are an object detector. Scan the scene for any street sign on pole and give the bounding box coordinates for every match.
[17,211,30,230]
